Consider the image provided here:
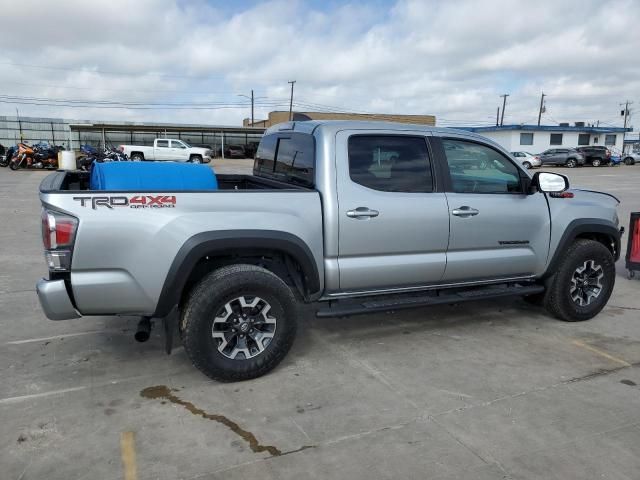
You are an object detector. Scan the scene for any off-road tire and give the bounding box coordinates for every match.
[542,239,615,322]
[181,264,298,382]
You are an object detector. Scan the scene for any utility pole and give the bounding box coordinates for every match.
[250,89,254,127]
[499,94,509,126]
[288,80,296,121]
[496,107,500,126]
[537,92,546,126]
[16,108,23,141]
[621,100,633,129]
[621,100,634,154]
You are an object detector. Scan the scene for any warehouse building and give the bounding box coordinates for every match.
[244,110,436,128]
[460,124,630,153]
[0,116,265,155]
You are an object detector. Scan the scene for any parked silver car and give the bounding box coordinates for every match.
[511,151,541,169]
[622,152,640,166]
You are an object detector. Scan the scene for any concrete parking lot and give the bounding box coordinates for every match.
[1,161,639,480]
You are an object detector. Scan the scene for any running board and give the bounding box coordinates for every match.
[315,283,544,318]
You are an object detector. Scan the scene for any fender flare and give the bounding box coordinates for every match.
[152,230,320,318]
[543,218,621,278]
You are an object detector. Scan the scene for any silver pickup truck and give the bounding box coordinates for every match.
[36,120,622,381]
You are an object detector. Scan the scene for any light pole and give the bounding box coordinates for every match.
[238,91,266,126]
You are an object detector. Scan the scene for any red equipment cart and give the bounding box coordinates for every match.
[626,212,640,279]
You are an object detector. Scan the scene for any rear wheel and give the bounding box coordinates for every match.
[543,239,615,321]
[522,161,532,169]
[181,264,298,381]
[130,153,144,161]
[566,158,577,168]
[591,158,602,167]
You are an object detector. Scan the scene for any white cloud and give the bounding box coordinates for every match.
[0,0,638,129]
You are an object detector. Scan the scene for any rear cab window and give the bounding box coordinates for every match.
[254,133,315,187]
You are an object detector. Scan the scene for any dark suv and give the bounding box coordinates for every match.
[575,146,611,167]
[538,148,585,168]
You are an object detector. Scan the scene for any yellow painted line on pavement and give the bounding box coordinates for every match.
[120,431,138,480]
[572,340,631,367]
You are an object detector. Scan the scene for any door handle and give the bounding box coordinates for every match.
[346,207,379,218]
[451,206,479,217]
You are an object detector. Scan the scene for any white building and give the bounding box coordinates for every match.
[459,124,629,154]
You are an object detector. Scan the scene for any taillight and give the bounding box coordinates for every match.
[41,209,78,271]
[118,145,124,152]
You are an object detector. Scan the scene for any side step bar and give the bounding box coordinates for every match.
[316,283,544,318]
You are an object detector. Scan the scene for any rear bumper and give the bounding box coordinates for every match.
[36,278,80,320]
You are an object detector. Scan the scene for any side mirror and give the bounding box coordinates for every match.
[531,172,569,193]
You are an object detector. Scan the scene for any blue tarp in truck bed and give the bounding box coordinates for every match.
[90,161,218,191]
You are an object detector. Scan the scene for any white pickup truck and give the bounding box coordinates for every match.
[119,138,212,163]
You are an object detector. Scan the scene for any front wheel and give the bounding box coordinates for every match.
[543,239,615,321]
[624,157,635,166]
[189,155,202,164]
[181,264,298,382]
[566,158,577,168]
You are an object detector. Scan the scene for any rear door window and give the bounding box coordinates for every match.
[156,140,169,148]
[348,135,433,193]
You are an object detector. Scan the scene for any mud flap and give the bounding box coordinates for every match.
[163,306,179,355]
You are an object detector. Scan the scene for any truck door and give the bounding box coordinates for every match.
[336,131,450,291]
[170,140,189,161]
[435,136,550,282]
[155,139,170,161]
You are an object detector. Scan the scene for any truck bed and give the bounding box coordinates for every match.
[40,170,311,193]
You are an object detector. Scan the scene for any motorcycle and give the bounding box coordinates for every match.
[78,145,128,171]
[9,142,59,170]
[0,145,15,167]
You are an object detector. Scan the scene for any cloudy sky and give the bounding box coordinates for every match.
[0,0,638,129]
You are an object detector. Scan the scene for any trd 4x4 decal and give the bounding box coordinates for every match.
[73,195,177,210]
